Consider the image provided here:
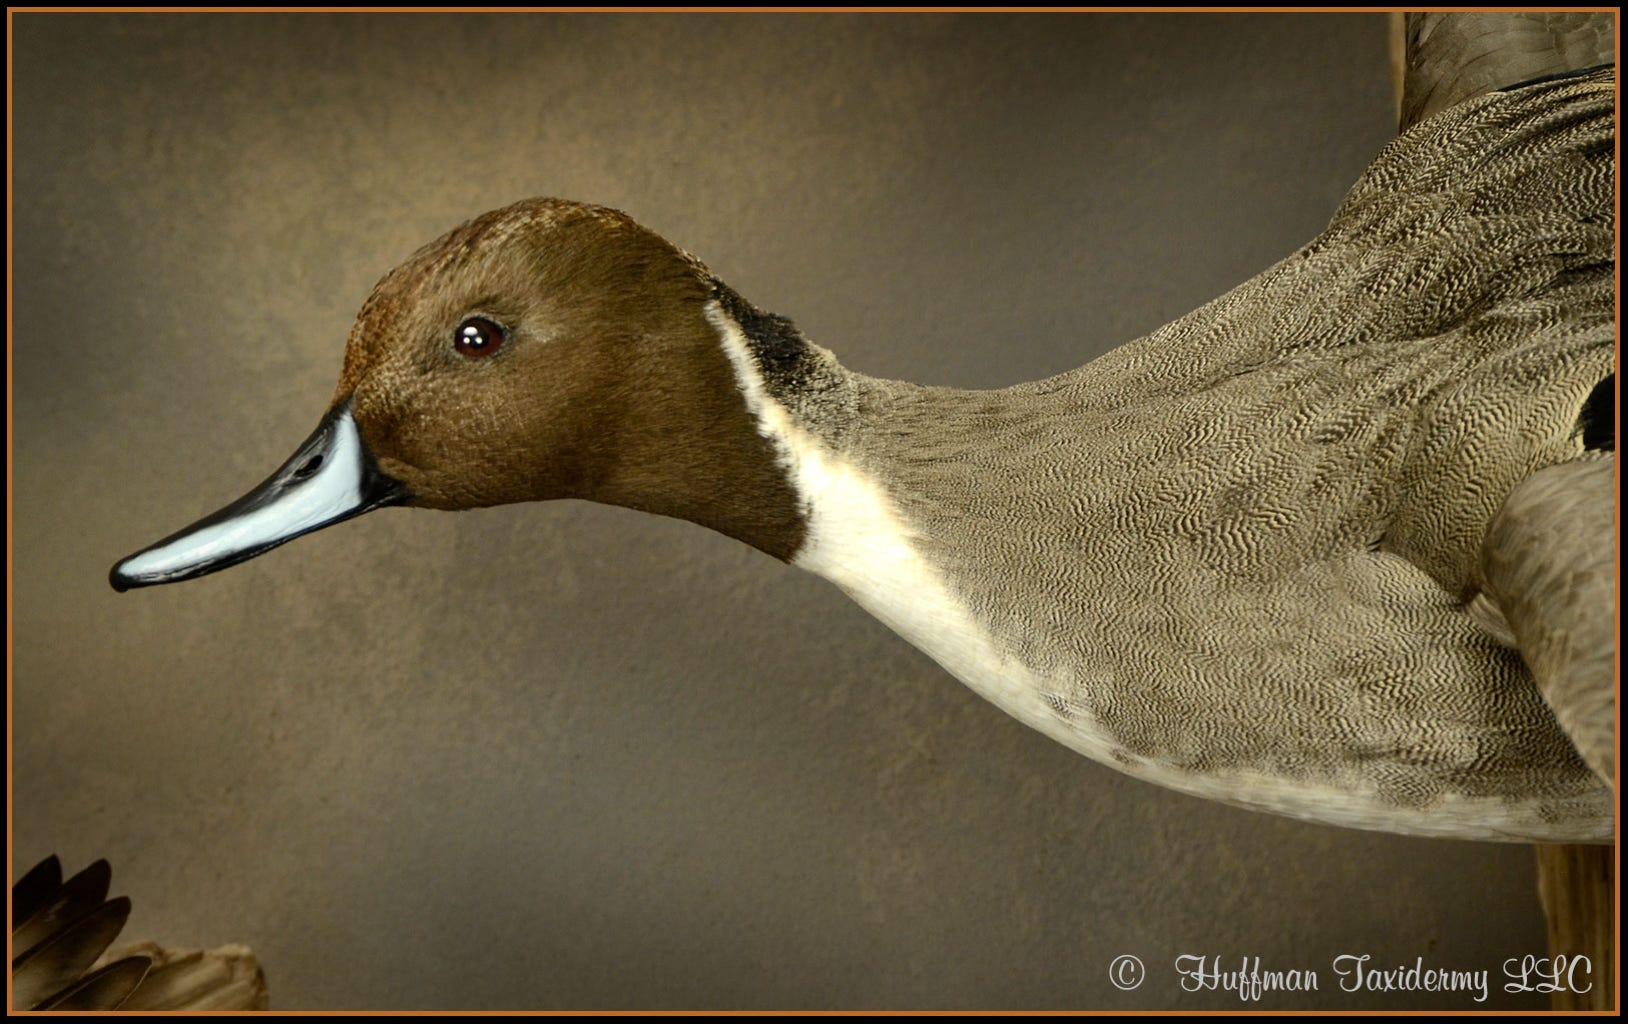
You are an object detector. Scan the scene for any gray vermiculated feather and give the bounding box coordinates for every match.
[763,69,1614,841]
[1401,12,1616,130]
[1481,457,1617,785]
[10,896,131,1009]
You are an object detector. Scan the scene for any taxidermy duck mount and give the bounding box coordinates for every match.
[111,55,1615,845]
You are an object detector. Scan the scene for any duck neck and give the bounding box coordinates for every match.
[707,280,861,444]
[587,282,860,563]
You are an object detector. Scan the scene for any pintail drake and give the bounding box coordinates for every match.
[111,40,1616,843]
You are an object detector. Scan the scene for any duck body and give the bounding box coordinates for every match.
[702,67,1616,842]
[112,67,1615,842]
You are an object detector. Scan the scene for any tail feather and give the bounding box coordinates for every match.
[11,896,132,1009]
[11,858,110,956]
[10,856,270,1010]
[39,956,153,1011]
[9,855,63,927]
[112,942,271,1012]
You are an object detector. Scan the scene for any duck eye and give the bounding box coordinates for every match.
[454,317,504,358]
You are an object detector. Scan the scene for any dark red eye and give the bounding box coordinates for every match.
[454,317,504,358]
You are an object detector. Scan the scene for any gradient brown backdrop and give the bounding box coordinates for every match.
[13,13,1568,1010]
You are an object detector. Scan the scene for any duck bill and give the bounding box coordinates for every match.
[109,401,404,592]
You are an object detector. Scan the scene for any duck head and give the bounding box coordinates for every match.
[110,198,805,591]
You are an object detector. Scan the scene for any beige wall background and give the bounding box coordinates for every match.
[13,13,1562,1010]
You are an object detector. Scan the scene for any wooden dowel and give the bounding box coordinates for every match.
[1535,843,1616,1011]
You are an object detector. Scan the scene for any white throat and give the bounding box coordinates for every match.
[705,301,1061,730]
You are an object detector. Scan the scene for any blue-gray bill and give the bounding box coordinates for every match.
[108,401,403,591]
